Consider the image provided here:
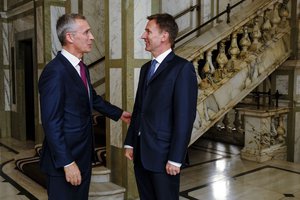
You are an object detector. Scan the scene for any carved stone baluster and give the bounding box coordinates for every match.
[271,3,281,36]
[270,117,277,145]
[262,9,272,44]
[199,51,210,90]
[222,113,231,133]
[233,109,243,134]
[249,17,262,52]
[239,26,251,59]
[192,56,203,87]
[279,0,289,28]
[200,49,216,89]
[216,39,228,81]
[227,31,240,72]
[206,48,216,75]
[215,119,223,131]
[276,114,286,144]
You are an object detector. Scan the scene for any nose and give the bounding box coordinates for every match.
[141,31,146,39]
[89,32,95,40]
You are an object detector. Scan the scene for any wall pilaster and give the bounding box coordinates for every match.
[272,60,300,163]
[0,15,10,137]
[105,0,153,199]
[34,0,66,143]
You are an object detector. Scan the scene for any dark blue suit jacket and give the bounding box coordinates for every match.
[124,51,198,172]
[39,52,123,176]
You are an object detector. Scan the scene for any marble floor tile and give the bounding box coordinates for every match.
[234,168,300,196]
[188,179,284,200]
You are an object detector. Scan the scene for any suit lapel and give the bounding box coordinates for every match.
[147,51,175,84]
[57,52,89,94]
[57,52,90,97]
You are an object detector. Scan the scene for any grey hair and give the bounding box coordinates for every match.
[56,13,86,45]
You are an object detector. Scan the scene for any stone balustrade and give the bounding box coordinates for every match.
[175,0,291,145]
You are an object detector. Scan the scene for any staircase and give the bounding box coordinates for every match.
[174,0,291,146]
[89,166,126,199]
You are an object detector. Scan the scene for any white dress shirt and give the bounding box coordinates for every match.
[61,49,81,75]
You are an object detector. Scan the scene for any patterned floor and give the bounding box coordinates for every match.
[0,139,46,200]
[180,139,300,200]
[1,138,300,200]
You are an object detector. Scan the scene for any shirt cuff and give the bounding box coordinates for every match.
[168,160,181,168]
[124,145,133,149]
[64,161,75,168]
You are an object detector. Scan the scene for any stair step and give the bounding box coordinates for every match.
[92,166,111,175]
[91,166,111,183]
[89,182,125,200]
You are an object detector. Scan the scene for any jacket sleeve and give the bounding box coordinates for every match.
[39,66,74,168]
[91,88,123,121]
[168,61,198,163]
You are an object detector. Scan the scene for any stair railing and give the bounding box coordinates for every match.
[175,0,246,44]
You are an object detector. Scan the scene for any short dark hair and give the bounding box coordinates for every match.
[56,13,86,45]
[147,13,178,48]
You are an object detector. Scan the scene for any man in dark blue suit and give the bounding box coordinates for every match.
[124,13,198,200]
[39,13,131,200]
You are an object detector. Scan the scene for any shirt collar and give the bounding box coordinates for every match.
[153,48,172,64]
[61,49,81,66]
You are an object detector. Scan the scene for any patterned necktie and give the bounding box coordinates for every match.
[147,59,158,82]
[79,61,88,90]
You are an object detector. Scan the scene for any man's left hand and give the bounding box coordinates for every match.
[166,162,180,176]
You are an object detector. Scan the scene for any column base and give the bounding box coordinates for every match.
[241,144,287,163]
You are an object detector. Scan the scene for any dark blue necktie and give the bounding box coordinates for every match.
[147,59,158,82]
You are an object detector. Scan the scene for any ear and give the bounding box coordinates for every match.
[161,31,169,43]
[65,32,74,44]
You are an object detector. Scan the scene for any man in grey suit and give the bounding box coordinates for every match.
[39,13,131,200]
[124,13,198,200]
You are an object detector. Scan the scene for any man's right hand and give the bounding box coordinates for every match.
[125,148,134,161]
[64,162,82,186]
[121,111,131,124]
